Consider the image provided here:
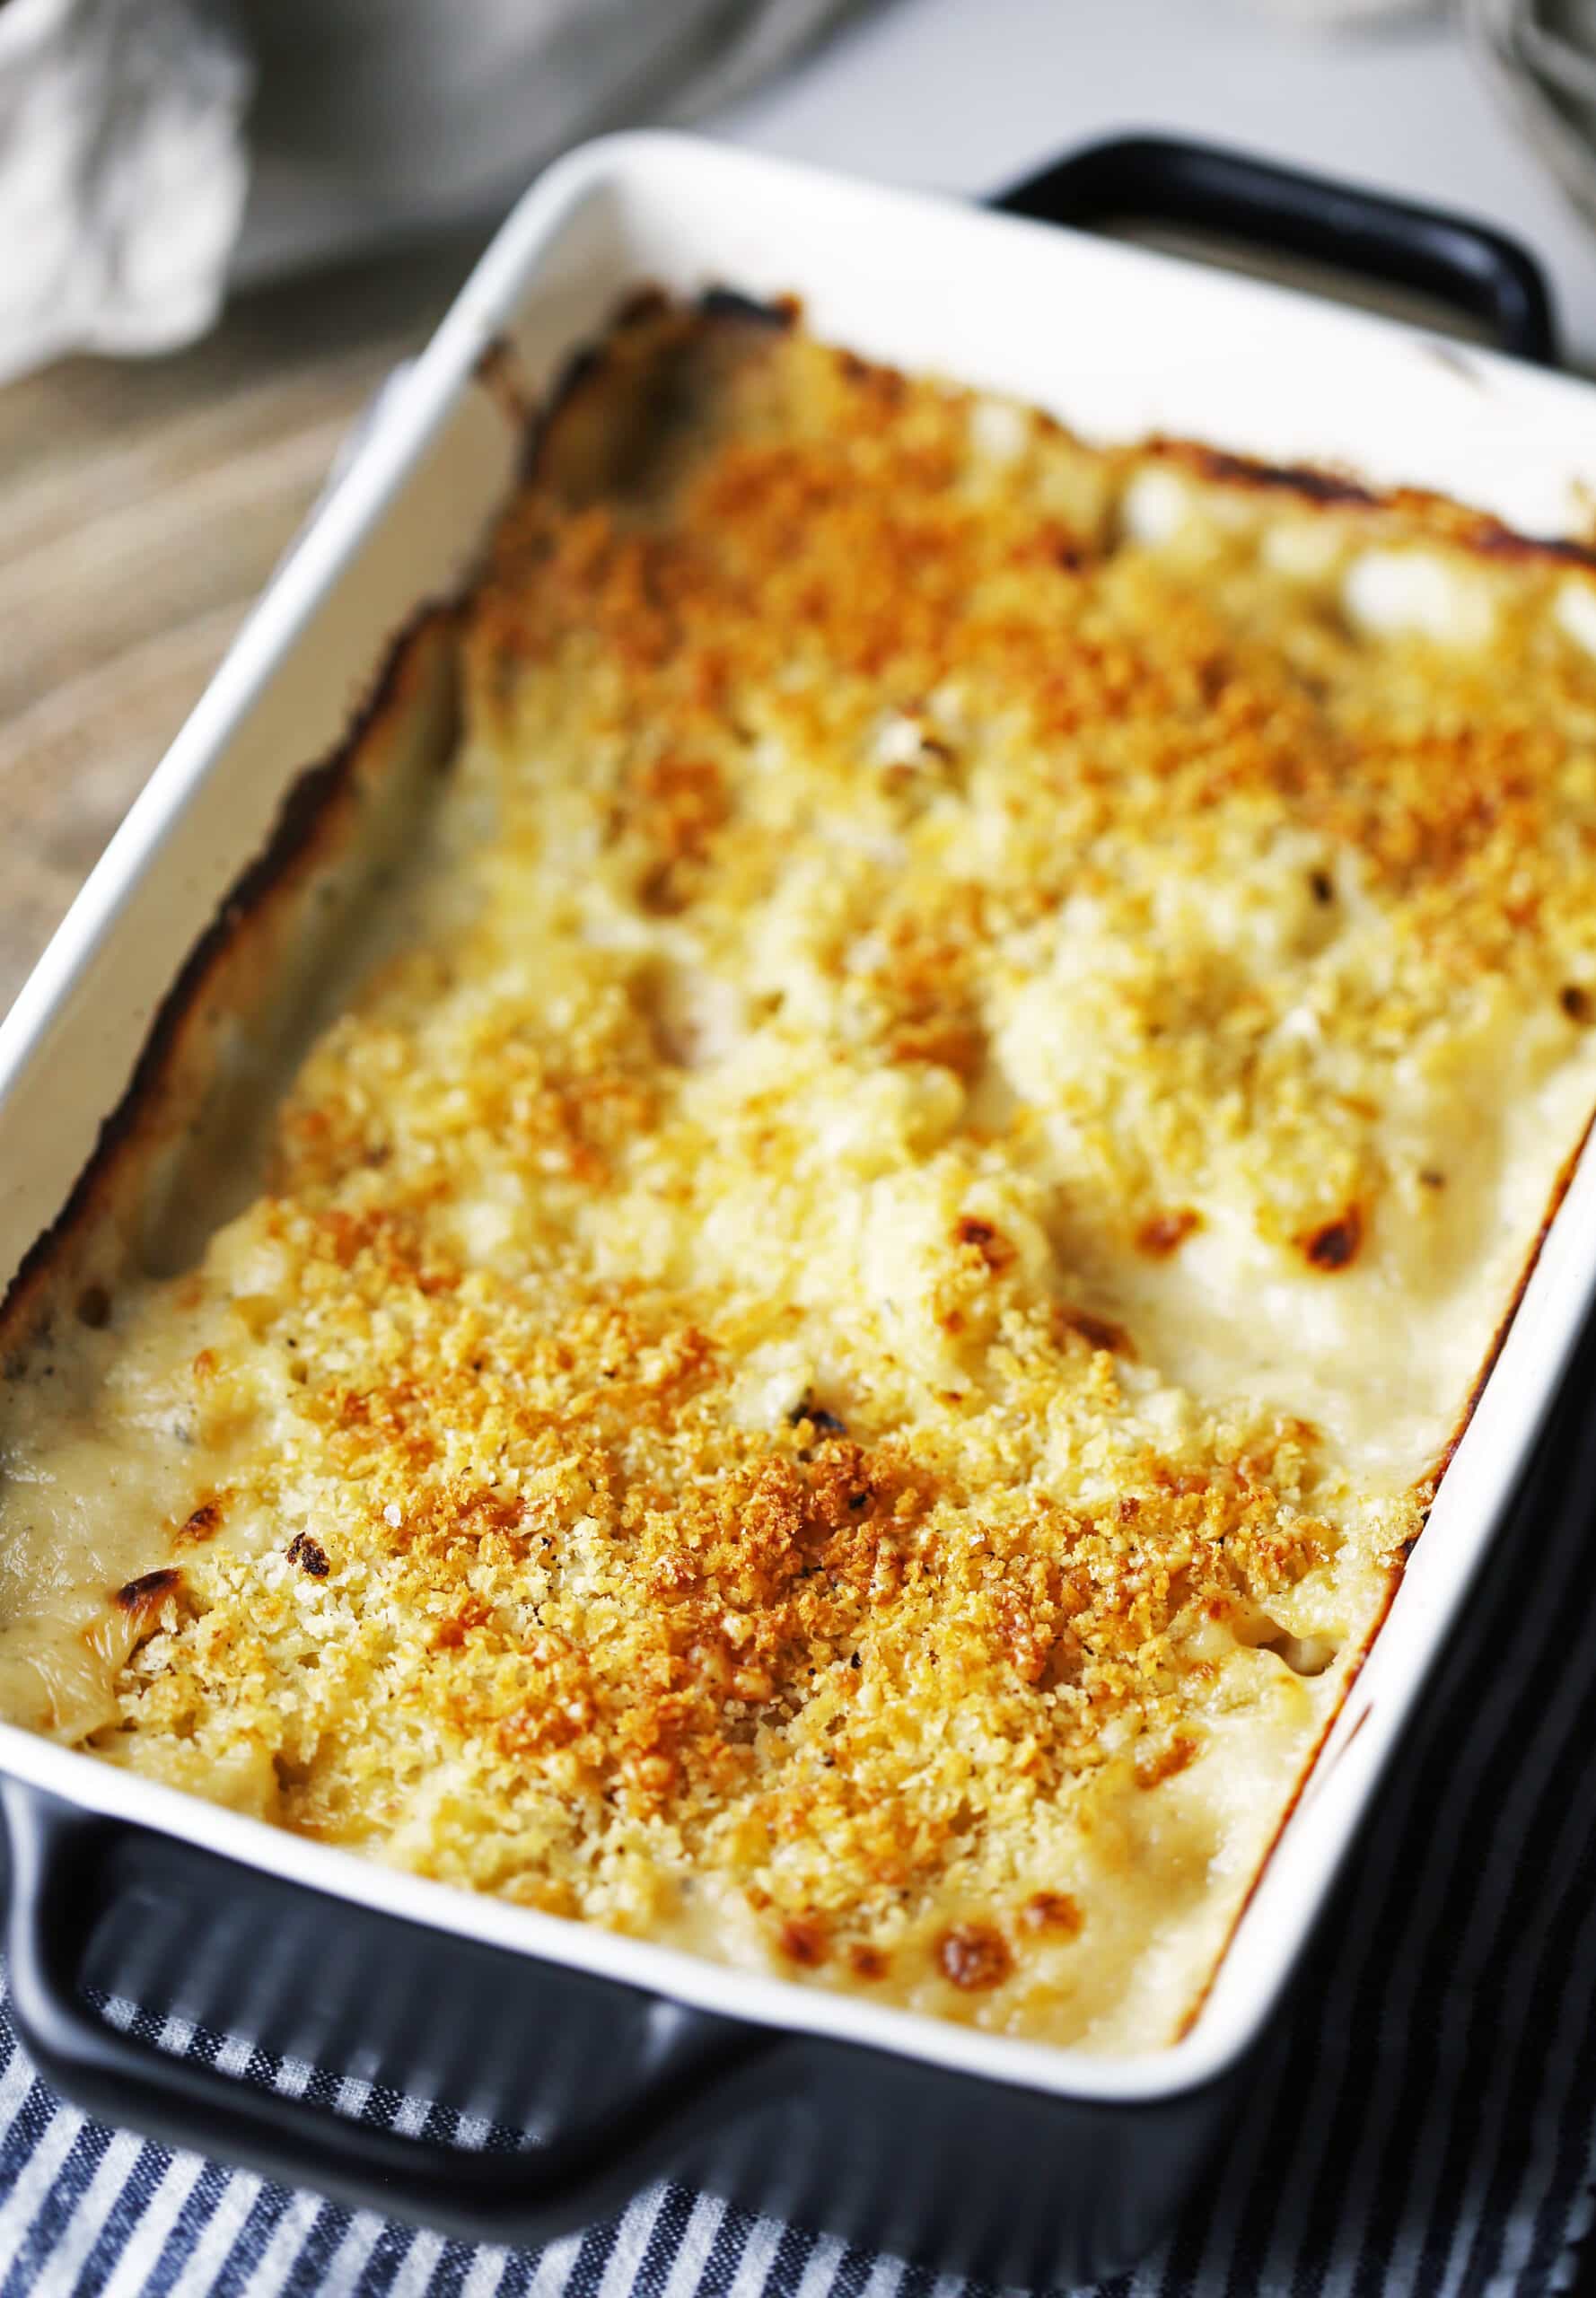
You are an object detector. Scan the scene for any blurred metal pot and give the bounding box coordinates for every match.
[233,0,867,279]
[1469,0,1596,231]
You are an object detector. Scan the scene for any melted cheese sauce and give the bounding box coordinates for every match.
[5,311,1596,2051]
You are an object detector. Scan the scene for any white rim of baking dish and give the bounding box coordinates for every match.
[4,128,1596,2110]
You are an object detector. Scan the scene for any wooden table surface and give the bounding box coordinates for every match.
[0,226,493,1015]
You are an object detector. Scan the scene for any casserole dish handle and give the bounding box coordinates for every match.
[996,133,1558,364]
[3,1784,776,2239]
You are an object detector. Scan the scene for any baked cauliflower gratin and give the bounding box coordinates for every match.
[4,298,1596,2055]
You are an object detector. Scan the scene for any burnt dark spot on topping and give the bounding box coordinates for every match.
[1469,522,1596,571]
[846,1491,868,1512]
[1055,1304,1131,1356]
[1134,1731,1198,1789]
[1419,1168,1447,1190]
[786,1391,846,1436]
[472,336,533,427]
[777,1915,829,1967]
[180,1501,222,1542]
[1135,1207,1200,1259]
[1560,982,1592,1024]
[698,285,797,332]
[611,285,673,331]
[936,1922,1013,1991]
[846,1943,890,1980]
[286,1532,329,1579]
[116,1568,180,1613]
[850,1650,863,1670]
[1302,1206,1364,1271]
[1309,869,1335,905]
[1171,443,1378,510]
[835,348,907,402]
[75,1284,111,1329]
[954,1215,1015,1272]
[1021,1890,1084,1937]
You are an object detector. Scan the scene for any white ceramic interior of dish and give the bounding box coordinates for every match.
[4,131,1596,2108]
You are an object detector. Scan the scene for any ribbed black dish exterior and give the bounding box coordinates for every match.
[0,1776,1251,2286]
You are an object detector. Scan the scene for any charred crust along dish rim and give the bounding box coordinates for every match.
[5,286,1596,2058]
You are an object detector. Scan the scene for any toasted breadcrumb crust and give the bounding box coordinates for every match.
[13,303,1596,2051]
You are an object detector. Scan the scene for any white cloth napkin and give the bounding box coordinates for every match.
[0,0,250,385]
[0,0,861,386]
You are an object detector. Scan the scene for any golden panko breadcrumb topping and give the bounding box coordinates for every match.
[6,301,1596,2052]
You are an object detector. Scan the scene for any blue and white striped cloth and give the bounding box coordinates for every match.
[3,1413,1595,2298]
